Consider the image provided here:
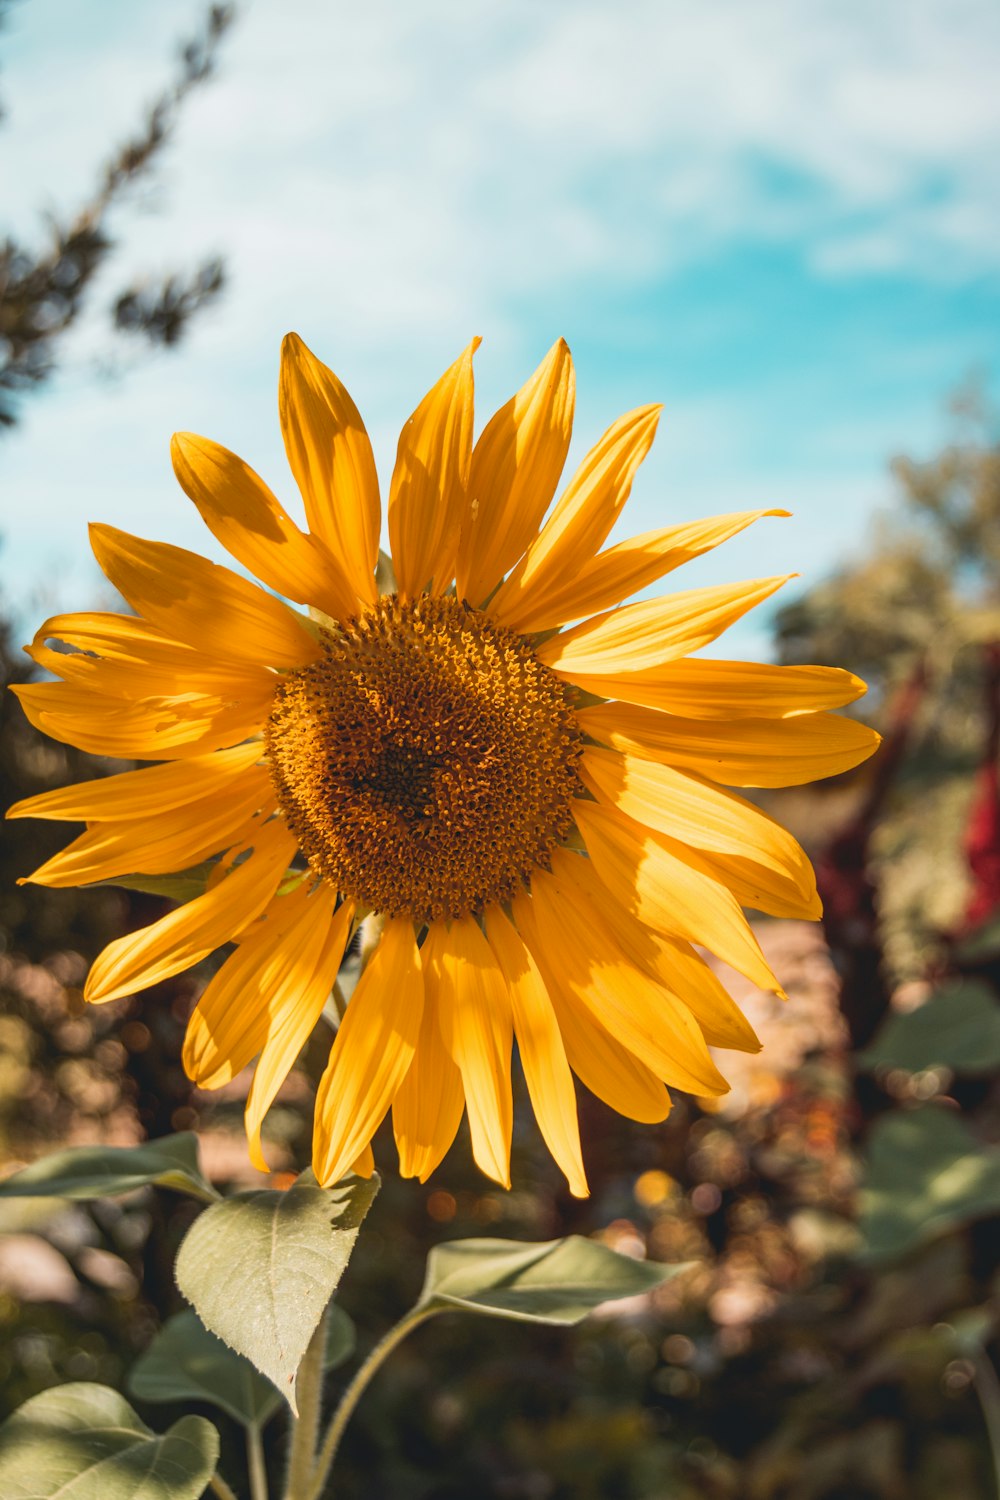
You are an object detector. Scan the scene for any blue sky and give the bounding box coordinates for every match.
[1,0,998,658]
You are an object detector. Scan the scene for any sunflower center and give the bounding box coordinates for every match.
[265,594,583,923]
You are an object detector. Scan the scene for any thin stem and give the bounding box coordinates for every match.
[284,1308,330,1500]
[305,1306,439,1500]
[247,1420,269,1500]
[208,1475,239,1500]
[973,1349,1000,1499]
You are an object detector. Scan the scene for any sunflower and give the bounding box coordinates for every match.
[9,336,879,1197]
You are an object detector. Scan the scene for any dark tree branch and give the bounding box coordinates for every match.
[0,4,234,427]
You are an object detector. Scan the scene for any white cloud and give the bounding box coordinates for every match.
[0,0,995,653]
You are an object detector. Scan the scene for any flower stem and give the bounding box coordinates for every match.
[247,1421,269,1500]
[208,1475,239,1500]
[305,1306,439,1500]
[284,1308,330,1500]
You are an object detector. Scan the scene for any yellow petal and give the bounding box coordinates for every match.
[28,613,276,700]
[392,923,465,1183]
[536,575,791,679]
[182,883,348,1091]
[455,339,575,606]
[84,820,296,1004]
[8,742,264,823]
[578,748,817,903]
[27,640,274,727]
[489,404,661,627]
[312,917,424,1187]
[512,891,671,1123]
[23,764,274,888]
[524,869,728,1096]
[388,340,479,598]
[89,524,319,671]
[572,798,782,996]
[243,895,356,1172]
[33,610,204,662]
[278,333,380,602]
[171,432,360,620]
[570,658,867,719]
[484,906,588,1198]
[681,845,822,921]
[548,848,760,1054]
[434,916,513,1188]
[577,701,881,786]
[11,681,267,761]
[501,509,788,634]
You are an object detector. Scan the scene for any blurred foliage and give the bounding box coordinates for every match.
[775,385,1000,981]
[1,396,999,1496]
[0,3,232,428]
[775,381,1000,702]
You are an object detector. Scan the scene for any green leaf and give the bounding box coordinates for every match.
[0,1383,218,1499]
[175,1173,377,1412]
[858,1105,1000,1263]
[128,1309,281,1428]
[0,1134,219,1204]
[418,1235,686,1325]
[860,981,1000,1075]
[128,1304,356,1428]
[953,914,1000,965]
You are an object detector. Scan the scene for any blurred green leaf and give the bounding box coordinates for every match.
[858,1106,1000,1263]
[953,915,1000,965]
[860,981,1000,1075]
[175,1172,377,1412]
[0,1382,218,1498]
[933,1306,996,1358]
[322,1299,358,1371]
[128,1304,355,1427]
[856,1308,994,1389]
[418,1235,686,1325]
[0,1133,219,1204]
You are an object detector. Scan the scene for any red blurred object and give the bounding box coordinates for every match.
[961,644,1000,929]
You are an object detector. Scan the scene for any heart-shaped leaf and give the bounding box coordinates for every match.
[0,1383,218,1499]
[175,1173,377,1411]
[859,1105,1000,1263]
[418,1235,686,1325]
[860,981,1000,1075]
[128,1304,356,1427]
[0,1134,218,1204]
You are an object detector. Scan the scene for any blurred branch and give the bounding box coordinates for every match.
[0,4,234,428]
[112,258,225,347]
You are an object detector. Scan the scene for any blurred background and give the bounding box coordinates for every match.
[2,2,1000,1497]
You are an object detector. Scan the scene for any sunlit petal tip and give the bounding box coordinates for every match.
[246,1133,271,1175]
